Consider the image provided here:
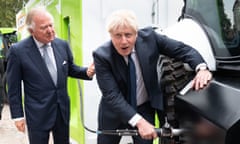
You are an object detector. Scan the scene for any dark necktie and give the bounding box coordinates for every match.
[42,44,57,85]
[128,54,137,109]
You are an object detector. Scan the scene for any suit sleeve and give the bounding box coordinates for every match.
[151,29,206,69]
[93,50,136,123]
[64,42,92,80]
[6,45,24,119]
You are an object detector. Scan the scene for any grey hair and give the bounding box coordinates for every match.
[106,9,138,34]
[25,6,54,31]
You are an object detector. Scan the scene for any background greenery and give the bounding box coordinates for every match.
[0,0,29,27]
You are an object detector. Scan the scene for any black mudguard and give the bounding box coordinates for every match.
[176,76,240,144]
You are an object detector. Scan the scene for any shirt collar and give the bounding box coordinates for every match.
[124,47,136,63]
[33,37,51,49]
[132,47,136,53]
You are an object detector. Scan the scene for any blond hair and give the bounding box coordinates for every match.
[106,9,138,34]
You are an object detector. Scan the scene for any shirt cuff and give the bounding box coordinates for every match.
[128,114,142,127]
[13,117,24,121]
[195,63,207,72]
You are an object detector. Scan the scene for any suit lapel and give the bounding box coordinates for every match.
[51,39,69,86]
[112,47,128,84]
[27,37,59,86]
[26,37,53,82]
[135,37,149,74]
[51,40,64,86]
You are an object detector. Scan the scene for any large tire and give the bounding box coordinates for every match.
[157,55,194,144]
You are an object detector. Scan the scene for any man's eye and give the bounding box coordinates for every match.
[115,34,122,39]
[125,33,132,38]
[40,26,47,30]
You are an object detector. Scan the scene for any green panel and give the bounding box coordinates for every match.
[60,0,84,143]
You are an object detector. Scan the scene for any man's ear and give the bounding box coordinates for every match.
[28,28,33,34]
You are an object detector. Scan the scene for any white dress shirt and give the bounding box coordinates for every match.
[125,48,148,127]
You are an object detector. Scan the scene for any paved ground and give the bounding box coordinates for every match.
[0,104,55,144]
[0,104,132,144]
[0,104,27,144]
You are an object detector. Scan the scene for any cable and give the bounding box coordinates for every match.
[78,80,100,134]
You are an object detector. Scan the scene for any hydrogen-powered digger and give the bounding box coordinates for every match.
[157,0,240,144]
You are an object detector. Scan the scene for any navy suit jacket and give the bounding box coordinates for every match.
[7,36,91,130]
[93,27,205,130]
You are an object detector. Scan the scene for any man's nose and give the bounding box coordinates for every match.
[120,35,128,43]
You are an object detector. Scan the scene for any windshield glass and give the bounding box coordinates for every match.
[185,0,240,58]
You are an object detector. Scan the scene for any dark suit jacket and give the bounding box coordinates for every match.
[7,36,91,131]
[93,27,205,130]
